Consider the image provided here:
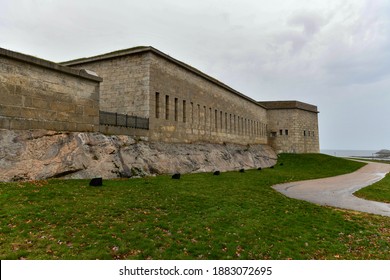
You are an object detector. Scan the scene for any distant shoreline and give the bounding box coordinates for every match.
[321,149,390,161]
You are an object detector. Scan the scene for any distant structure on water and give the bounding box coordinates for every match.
[375,150,390,158]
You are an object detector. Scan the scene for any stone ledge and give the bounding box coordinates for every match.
[258,101,319,113]
[0,47,102,82]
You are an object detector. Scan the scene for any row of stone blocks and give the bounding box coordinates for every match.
[0,117,99,132]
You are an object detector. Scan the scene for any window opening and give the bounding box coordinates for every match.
[174,98,178,121]
[165,95,169,120]
[183,100,187,123]
[155,92,160,118]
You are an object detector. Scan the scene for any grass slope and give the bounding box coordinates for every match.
[355,172,390,203]
[1,154,389,260]
[349,159,390,203]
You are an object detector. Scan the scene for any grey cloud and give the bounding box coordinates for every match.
[288,12,327,36]
[273,11,327,54]
[324,47,390,86]
[321,1,390,86]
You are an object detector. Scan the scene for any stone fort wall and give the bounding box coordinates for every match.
[1,46,320,153]
[0,48,101,132]
[149,52,268,144]
[63,47,268,145]
[62,50,151,118]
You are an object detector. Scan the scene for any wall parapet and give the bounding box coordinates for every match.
[259,100,318,113]
[0,47,102,82]
[0,48,101,133]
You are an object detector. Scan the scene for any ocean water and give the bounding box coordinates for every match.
[321,149,378,158]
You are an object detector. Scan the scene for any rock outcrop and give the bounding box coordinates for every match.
[0,129,277,182]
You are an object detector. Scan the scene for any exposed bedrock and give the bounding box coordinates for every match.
[0,129,277,182]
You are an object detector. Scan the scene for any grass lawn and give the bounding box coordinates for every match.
[354,160,390,203]
[1,154,390,260]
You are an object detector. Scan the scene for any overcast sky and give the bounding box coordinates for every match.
[1,0,389,150]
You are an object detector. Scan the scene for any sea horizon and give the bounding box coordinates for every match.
[320,149,380,158]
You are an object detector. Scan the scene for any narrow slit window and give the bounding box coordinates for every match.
[165,95,169,120]
[229,114,232,133]
[197,104,200,125]
[215,109,218,130]
[235,115,238,134]
[220,111,223,130]
[190,102,193,123]
[174,98,178,121]
[183,100,187,123]
[237,117,239,134]
[209,108,212,129]
[285,129,288,136]
[204,106,207,127]
[225,112,228,132]
[155,92,160,118]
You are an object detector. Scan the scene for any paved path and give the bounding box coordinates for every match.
[273,161,390,217]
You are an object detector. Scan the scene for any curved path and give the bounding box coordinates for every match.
[273,161,390,217]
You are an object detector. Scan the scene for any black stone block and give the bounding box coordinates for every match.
[89,177,103,186]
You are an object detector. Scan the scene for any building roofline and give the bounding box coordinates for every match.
[0,47,102,82]
[258,100,319,113]
[61,46,267,109]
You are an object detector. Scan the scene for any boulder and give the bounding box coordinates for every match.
[0,129,277,182]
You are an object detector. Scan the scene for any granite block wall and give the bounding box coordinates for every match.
[0,48,101,132]
[63,53,150,118]
[267,108,319,153]
[149,53,268,144]
[64,48,269,145]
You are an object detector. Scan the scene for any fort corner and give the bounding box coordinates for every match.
[259,101,319,153]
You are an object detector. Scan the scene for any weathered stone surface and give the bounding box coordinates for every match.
[64,48,269,145]
[260,101,319,153]
[0,129,277,182]
[0,49,101,133]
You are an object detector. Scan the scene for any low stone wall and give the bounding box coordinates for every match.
[0,48,102,132]
[0,129,277,182]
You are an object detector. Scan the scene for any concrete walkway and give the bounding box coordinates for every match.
[273,161,390,217]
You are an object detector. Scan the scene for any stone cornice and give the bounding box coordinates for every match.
[0,47,102,82]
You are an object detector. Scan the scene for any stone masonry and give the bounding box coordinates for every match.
[1,46,320,153]
[260,101,319,153]
[63,47,269,145]
[0,48,102,132]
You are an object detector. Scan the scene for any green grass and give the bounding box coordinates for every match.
[355,173,390,203]
[348,159,390,203]
[1,154,389,260]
